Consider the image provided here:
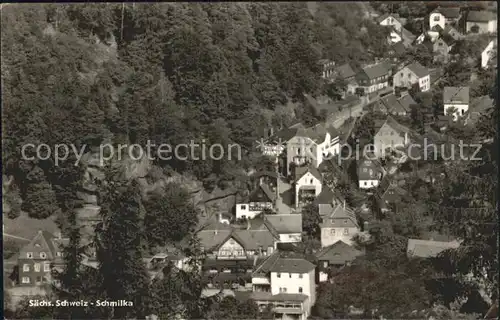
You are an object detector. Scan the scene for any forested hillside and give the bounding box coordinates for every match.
[1,3,389,221]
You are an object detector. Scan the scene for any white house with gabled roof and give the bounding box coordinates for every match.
[251,251,316,320]
[293,165,322,208]
[319,202,360,247]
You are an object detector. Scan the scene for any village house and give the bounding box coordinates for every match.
[196,221,278,288]
[465,95,495,125]
[387,42,407,61]
[236,182,277,220]
[307,94,361,123]
[319,202,359,247]
[251,251,316,320]
[393,62,430,92]
[374,177,407,213]
[314,185,345,209]
[17,230,68,287]
[316,241,364,282]
[407,238,461,258]
[429,7,462,30]
[336,63,357,95]
[443,86,470,121]
[351,61,393,96]
[264,214,303,244]
[465,10,497,34]
[433,34,456,63]
[373,91,417,116]
[356,156,384,189]
[480,38,497,69]
[293,165,322,208]
[263,123,340,177]
[386,26,416,48]
[319,59,336,80]
[373,116,411,158]
[442,25,463,41]
[377,13,403,32]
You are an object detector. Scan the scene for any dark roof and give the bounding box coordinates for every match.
[398,93,417,111]
[443,25,461,40]
[337,63,356,79]
[248,183,277,203]
[269,123,306,143]
[443,86,470,104]
[316,241,364,265]
[467,95,494,122]
[294,165,322,183]
[313,186,345,205]
[375,116,411,138]
[432,7,461,19]
[440,34,456,46]
[391,42,407,55]
[264,214,302,234]
[401,27,416,43]
[467,10,495,22]
[406,62,429,78]
[407,238,461,258]
[376,176,406,200]
[252,251,316,276]
[361,61,392,80]
[319,203,358,228]
[379,94,410,114]
[357,157,383,181]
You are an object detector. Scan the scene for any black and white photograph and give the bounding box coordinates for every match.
[1,1,498,319]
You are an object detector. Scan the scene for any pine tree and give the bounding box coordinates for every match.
[97,168,150,319]
[22,166,59,219]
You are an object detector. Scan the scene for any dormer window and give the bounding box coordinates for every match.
[40,252,47,259]
[434,16,440,21]
[27,252,33,259]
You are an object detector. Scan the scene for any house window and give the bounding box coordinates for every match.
[36,276,42,283]
[371,181,374,186]
[34,263,41,272]
[310,179,313,184]
[461,109,464,115]
[299,287,303,293]
[43,263,50,272]
[23,264,30,272]
[344,228,349,235]
[22,277,30,284]
[364,182,367,186]
[27,252,33,259]
[40,252,46,259]
[323,261,328,268]
[434,16,440,21]
[299,274,303,278]
[330,229,335,235]
[241,205,246,210]
[277,273,281,278]
[297,148,301,155]
[400,72,403,77]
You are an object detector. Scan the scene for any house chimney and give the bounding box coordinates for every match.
[247,219,251,230]
[270,127,274,137]
[253,255,258,266]
[343,200,346,209]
